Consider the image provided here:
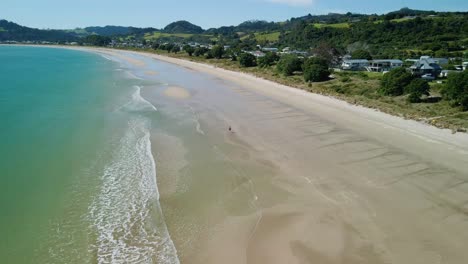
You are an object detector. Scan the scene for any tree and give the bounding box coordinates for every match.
[379,67,414,96]
[83,35,111,46]
[211,45,224,59]
[194,47,208,57]
[171,45,180,53]
[303,57,330,82]
[351,49,372,60]
[313,42,341,66]
[152,43,160,50]
[276,55,303,76]
[183,45,195,56]
[239,53,257,67]
[442,70,468,110]
[405,79,430,103]
[257,52,279,67]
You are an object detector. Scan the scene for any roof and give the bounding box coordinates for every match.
[372,59,403,64]
[343,59,369,63]
[410,58,442,70]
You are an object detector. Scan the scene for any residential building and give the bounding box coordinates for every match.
[409,57,443,77]
[341,59,369,70]
[367,59,403,72]
[262,47,279,52]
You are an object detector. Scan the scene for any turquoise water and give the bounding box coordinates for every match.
[0,46,178,263]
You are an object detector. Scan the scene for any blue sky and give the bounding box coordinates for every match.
[1,0,467,29]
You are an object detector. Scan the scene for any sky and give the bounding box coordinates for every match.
[1,0,468,29]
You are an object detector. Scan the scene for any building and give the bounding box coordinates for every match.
[463,62,468,71]
[367,59,403,72]
[262,47,279,52]
[409,57,443,77]
[341,59,369,71]
[248,51,266,57]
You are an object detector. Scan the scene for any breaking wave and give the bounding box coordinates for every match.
[87,86,179,263]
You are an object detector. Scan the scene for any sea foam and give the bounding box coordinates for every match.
[88,87,178,263]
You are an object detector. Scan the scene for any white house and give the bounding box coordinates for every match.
[341,59,369,70]
[367,59,403,72]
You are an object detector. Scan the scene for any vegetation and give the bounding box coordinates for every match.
[183,45,195,56]
[210,45,224,59]
[442,70,468,110]
[277,55,303,76]
[379,68,414,96]
[82,35,111,46]
[163,21,204,34]
[257,52,279,67]
[239,53,257,67]
[405,79,430,103]
[303,58,330,82]
[351,49,372,60]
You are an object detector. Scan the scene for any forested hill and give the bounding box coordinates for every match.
[163,21,204,34]
[279,13,468,58]
[1,8,468,59]
[0,20,77,42]
[84,26,157,36]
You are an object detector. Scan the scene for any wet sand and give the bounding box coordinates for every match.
[74,47,468,263]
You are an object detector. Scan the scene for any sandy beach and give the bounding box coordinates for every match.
[63,47,468,263]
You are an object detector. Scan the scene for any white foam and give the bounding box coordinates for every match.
[118,86,158,113]
[87,117,179,264]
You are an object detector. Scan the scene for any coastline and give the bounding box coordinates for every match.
[6,45,468,263]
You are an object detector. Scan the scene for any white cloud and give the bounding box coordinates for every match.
[264,0,314,6]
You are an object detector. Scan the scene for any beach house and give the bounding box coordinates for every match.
[341,59,369,71]
[366,59,403,72]
[409,57,443,77]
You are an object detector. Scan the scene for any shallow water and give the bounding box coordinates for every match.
[0,46,178,263]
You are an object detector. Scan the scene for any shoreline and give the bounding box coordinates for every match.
[4,44,467,134]
[4,45,468,263]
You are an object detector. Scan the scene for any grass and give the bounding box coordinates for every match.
[144,32,194,40]
[313,23,350,29]
[117,47,468,132]
[254,32,281,42]
[143,32,217,41]
[0,27,6,32]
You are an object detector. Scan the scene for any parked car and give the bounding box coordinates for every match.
[421,74,435,81]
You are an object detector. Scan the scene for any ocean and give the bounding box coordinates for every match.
[0,46,178,263]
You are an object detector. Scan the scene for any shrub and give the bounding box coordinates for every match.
[210,45,224,59]
[171,45,180,53]
[351,49,372,60]
[194,47,208,57]
[405,78,430,103]
[258,52,280,67]
[183,45,195,56]
[442,70,468,110]
[340,76,351,82]
[276,55,302,76]
[379,67,414,96]
[303,57,330,82]
[239,53,257,67]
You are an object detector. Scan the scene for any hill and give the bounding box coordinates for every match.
[163,21,204,34]
[0,19,77,42]
[84,26,157,36]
